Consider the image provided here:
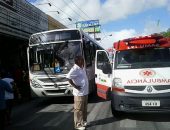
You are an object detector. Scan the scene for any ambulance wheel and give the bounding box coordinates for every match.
[111,102,123,119]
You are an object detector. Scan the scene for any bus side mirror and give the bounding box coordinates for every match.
[102,62,112,74]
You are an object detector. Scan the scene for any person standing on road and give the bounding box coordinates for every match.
[66,56,89,130]
[0,75,13,130]
[2,75,15,125]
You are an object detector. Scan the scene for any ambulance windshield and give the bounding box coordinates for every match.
[115,48,170,69]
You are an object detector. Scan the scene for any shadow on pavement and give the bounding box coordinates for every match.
[36,92,107,107]
[6,111,74,130]
[86,117,119,127]
[88,93,109,103]
[125,112,170,122]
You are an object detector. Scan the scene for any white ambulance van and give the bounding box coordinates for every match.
[95,35,170,117]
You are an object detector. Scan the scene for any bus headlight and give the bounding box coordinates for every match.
[31,79,42,88]
[112,78,125,92]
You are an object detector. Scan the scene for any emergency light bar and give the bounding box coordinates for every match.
[114,35,170,51]
[129,39,156,45]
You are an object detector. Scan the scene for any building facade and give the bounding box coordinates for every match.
[0,0,67,100]
[0,0,48,39]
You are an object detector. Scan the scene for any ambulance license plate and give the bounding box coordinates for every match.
[142,100,160,107]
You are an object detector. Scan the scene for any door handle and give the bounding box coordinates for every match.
[95,74,97,78]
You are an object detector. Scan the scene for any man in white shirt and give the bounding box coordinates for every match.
[66,56,89,130]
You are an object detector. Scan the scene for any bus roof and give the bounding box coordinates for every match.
[113,34,170,51]
[29,28,103,49]
[30,28,81,36]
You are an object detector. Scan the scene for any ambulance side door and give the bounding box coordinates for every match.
[95,50,112,100]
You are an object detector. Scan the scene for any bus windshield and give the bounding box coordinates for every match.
[29,30,81,44]
[115,48,170,69]
[29,41,81,74]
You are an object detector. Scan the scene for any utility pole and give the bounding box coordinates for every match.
[157,19,160,33]
[94,26,96,39]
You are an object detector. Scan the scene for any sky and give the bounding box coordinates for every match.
[27,0,170,49]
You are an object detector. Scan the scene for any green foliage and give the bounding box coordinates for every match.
[162,28,170,37]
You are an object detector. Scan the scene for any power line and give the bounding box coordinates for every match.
[65,22,77,27]
[35,1,77,27]
[100,27,107,37]
[48,10,60,14]
[36,2,52,6]
[99,26,112,43]
[33,3,68,28]
[48,11,77,28]
[48,12,70,25]
[45,0,102,36]
[47,0,78,22]
[48,10,75,23]
[70,0,91,20]
[62,0,87,21]
[67,0,102,38]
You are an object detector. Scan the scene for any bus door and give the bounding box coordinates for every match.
[95,50,112,100]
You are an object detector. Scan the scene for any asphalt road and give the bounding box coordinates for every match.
[5,95,170,130]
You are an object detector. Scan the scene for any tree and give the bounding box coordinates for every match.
[162,28,170,37]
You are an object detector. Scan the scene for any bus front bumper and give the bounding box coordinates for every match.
[30,87,73,97]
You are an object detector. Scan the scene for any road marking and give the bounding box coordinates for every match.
[15,114,41,126]
[15,104,73,126]
[43,104,73,126]
[38,104,73,113]
[120,119,136,128]
[87,102,106,122]
[44,112,72,126]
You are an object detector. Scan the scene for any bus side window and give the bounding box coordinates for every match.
[83,40,92,67]
[93,44,97,58]
[89,42,95,61]
[93,44,103,58]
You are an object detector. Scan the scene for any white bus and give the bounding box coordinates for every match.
[27,28,104,97]
[95,35,170,117]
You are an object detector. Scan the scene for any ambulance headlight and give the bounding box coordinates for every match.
[113,78,123,88]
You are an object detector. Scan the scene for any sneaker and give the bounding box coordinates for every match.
[83,121,87,126]
[75,126,85,130]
